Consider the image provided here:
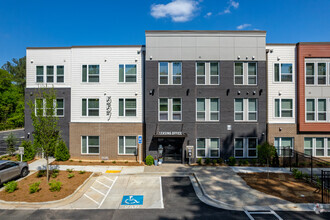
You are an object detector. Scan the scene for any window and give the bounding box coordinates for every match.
[304,137,330,157]
[119,99,137,116]
[274,63,293,82]
[159,62,169,84]
[234,138,257,158]
[318,63,326,85]
[196,63,205,84]
[306,99,315,121]
[210,62,219,84]
[196,98,219,121]
[235,99,257,121]
[82,136,99,154]
[56,99,64,117]
[318,99,327,121]
[235,62,257,85]
[119,136,137,155]
[274,137,293,156]
[306,63,314,85]
[36,99,44,116]
[119,64,137,82]
[82,65,99,82]
[196,138,220,158]
[57,66,64,83]
[82,98,99,116]
[172,62,182,84]
[275,99,293,118]
[158,98,181,121]
[46,66,54,83]
[36,66,44,82]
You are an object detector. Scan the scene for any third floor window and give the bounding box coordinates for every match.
[119,64,137,83]
[234,62,257,85]
[159,62,182,85]
[196,62,219,85]
[82,65,99,83]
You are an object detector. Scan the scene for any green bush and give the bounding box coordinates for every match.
[66,168,73,173]
[49,180,62,192]
[212,159,217,165]
[228,157,236,166]
[197,158,202,165]
[79,170,86,174]
[101,160,105,163]
[68,173,75,179]
[243,159,249,166]
[52,169,59,174]
[238,160,243,166]
[125,161,128,163]
[4,181,18,193]
[217,158,223,165]
[250,159,257,166]
[5,132,17,156]
[292,168,303,179]
[112,161,116,164]
[257,142,276,166]
[36,170,46,178]
[145,155,154,166]
[29,182,41,194]
[51,172,58,178]
[16,141,35,162]
[54,140,70,161]
[79,160,82,163]
[205,158,211,165]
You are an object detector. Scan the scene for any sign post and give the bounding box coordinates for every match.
[138,135,142,164]
[18,147,24,162]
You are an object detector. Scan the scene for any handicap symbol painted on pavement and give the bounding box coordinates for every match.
[121,195,144,205]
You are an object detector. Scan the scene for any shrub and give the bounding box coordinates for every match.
[66,168,73,173]
[238,160,243,166]
[112,161,116,164]
[197,158,202,165]
[292,168,303,179]
[16,141,35,162]
[5,132,17,156]
[70,160,73,162]
[4,181,18,193]
[101,160,104,163]
[52,169,59,174]
[36,170,46,178]
[228,157,236,166]
[29,182,41,194]
[49,180,62,192]
[145,155,154,166]
[212,159,217,165]
[79,170,86,174]
[79,160,82,163]
[217,158,223,165]
[243,159,249,166]
[125,161,128,163]
[257,142,276,166]
[250,159,257,166]
[54,140,70,161]
[68,173,75,179]
[51,172,58,178]
[205,158,211,165]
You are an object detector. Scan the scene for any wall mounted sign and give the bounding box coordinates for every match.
[158,131,182,135]
[106,96,112,121]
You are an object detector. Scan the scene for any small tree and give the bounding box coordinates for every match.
[29,87,60,182]
[16,140,35,162]
[257,142,276,179]
[5,132,17,156]
[54,139,70,161]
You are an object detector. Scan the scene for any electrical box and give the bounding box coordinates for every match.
[186,145,194,158]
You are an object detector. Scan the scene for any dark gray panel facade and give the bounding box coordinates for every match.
[145,61,267,163]
[24,88,71,149]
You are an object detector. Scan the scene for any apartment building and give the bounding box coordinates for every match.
[267,43,330,159]
[25,45,145,161]
[145,30,267,163]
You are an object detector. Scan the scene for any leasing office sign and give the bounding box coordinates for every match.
[157,131,182,135]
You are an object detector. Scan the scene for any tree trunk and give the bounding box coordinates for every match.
[267,158,270,180]
[46,156,49,182]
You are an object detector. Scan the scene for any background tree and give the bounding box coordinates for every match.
[2,56,26,94]
[29,87,60,182]
[5,132,17,156]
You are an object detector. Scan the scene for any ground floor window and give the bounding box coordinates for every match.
[196,138,220,158]
[81,136,100,154]
[304,137,330,157]
[118,136,137,155]
[274,137,293,157]
[234,137,257,158]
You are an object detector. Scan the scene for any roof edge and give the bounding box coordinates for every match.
[266,43,296,46]
[145,30,266,33]
[297,42,330,45]
[27,45,145,50]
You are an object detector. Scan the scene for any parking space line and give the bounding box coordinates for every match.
[84,194,100,205]
[103,176,114,182]
[96,180,111,188]
[98,176,118,208]
[91,186,105,196]
[159,176,164,208]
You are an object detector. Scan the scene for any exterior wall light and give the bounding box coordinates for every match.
[150,56,152,60]
[30,59,34,63]
[237,91,241,95]
[237,56,240,60]
[252,56,255,60]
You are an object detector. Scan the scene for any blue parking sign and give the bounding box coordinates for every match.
[121,195,144,205]
[138,135,142,144]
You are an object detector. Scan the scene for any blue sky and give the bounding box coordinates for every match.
[1,0,329,66]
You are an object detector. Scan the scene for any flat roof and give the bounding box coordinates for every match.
[297,42,330,45]
[266,43,296,46]
[27,45,145,50]
[146,30,266,33]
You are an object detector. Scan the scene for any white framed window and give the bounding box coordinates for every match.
[305,62,329,85]
[304,137,329,157]
[210,62,219,85]
[235,98,258,121]
[318,63,327,85]
[172,62,182,85]
[306,98,329,122]
[234,62,257,85]
[318,99,327,121]
[274,137,293,157]
[159,62,169,85]
[35,98,44,116]
[82,98,99,116]
[196,98,220,121]
[196,62,220,85]
[158,98,181,121]
[82,65,99,82]
[81,136,99,154]
[36,66,44,83]
[196,62,206,85]
[196,98,206,121]
[210,98,220,121]
[46,66,54,83]
[118,136,137,155]
[56,99,64,117]
[234,137,258,158]
[196,138,220,158]
[306,63,315,85]
[56,66,64,83]
[119,64,137,83]
[35,98,64,117]
[306,99,315,121]
[274,63,293,82]
[275,99,293,118]
[119,98,137,117]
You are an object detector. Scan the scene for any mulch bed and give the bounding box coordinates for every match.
[0,171,91,202]
[0,155,37,164]
[238,172,322,203]
[50,160,145,166]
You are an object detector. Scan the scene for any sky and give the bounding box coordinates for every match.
[0,0,330,66]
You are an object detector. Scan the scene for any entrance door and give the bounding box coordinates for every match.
[158,138,183,163]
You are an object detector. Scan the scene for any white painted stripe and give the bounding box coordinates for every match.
[84,194,100,205]
[244,210,254,220]
[103,176,114,182]
[91,186,105,196]
[244,210,283,220]
[159,176,164,209]
[98,176,118,208]
[96,180,110,188]
[270,210,283,220]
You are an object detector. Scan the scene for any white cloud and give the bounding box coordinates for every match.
[204,12,212,17]
[236,23,251,30]
[219,0,239,15]
[151,0,199,22]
